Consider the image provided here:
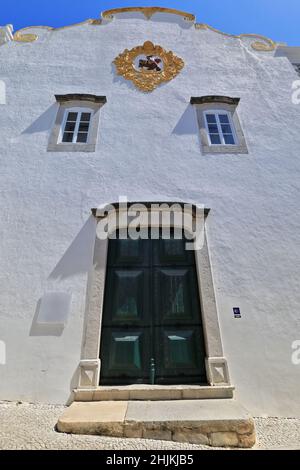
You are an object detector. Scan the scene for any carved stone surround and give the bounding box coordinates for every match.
[78,203,232,396]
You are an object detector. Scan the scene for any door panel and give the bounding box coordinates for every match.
[153,236,194,266]
[104,268,149,326]
[101,329,150,384]
[154,327,207,384]
[153,268,201,324]
[109,237,149,266]
[100,231,207,385]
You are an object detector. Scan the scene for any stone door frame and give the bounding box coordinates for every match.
[77,202,231,391]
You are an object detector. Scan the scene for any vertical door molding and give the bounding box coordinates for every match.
[79,236,108,388]
[195,231,231,385]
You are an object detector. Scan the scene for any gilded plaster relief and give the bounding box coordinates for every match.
[113,41,184,92]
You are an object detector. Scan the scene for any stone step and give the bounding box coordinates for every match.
[57,399,256,448]
[74,385,235,402]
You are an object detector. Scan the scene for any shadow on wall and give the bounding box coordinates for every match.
[30,216,98,403]
[21,104,57,134]
[30,299,65,337]
[172,104,199,135]
[30,216,97,338]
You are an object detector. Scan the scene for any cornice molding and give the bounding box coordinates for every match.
[92,203,210,218]
[55,94,107,104]
[190,96,240,106]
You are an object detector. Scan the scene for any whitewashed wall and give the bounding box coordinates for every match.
[0,13,299,416]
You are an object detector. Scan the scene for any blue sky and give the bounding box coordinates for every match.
[1,0,299,46]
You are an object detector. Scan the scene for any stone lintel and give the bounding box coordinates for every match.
[190,96,240,106]
[55,94,107,104]
[91,203,210,218]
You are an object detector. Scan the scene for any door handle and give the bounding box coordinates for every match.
[150,357,155,385]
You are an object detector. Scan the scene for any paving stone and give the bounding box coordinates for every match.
[238,432,256,448]
[173,431,209,445]
[126,399,252,423]
[129,389,182,400]
[143,429,172,441]
[57,401,128,435]
[123,424,143,439]
[210,431,239,447]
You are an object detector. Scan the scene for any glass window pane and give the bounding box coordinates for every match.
[210,134,221,144]
[62,132,74,143]
[78,122,90,132]
[77,132,88,143]
[221,124,232,134]
[219,114,229,123]
[81,113,91,122]
[206,114,217,124]
[64,122,76,132]
[208,124,219,134]
[224,134,235,145]
[67,112,78,122]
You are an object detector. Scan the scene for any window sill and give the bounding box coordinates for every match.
[202,145,249,155]
[47,143,96,153]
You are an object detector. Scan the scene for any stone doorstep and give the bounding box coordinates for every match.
[57,399,256,448]
[73,385,235,402]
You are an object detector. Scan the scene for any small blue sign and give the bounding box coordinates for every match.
[233,307,241,318]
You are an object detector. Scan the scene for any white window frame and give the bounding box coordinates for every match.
[204,110,238,146]
[59,107,94,145]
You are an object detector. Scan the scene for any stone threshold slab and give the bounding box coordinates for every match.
[74,385,235,401]
[57,399,255,448]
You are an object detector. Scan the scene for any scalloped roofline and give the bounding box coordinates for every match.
[10,6,276,52]
[102,6,195,21]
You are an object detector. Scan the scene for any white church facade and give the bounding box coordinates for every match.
[0,6,300,446]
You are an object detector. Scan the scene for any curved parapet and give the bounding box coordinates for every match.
[11,7,276,52]
[13,19,100,43]
[101,6,195,22]
[195,23,276,52]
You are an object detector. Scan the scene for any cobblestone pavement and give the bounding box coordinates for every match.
[0,402,299,450]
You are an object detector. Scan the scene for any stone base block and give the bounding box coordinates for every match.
[57,399,256,448]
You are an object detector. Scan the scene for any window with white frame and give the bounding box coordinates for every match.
[48,94,107,153]
[60,108,93,144]
[204,111,237,146]
[190,96,248,154]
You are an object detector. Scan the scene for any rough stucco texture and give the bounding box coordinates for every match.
[0,16,299,416]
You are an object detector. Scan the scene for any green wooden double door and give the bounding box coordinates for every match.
[100,231,207,385]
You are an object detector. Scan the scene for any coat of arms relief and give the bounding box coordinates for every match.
[113,41,184,92]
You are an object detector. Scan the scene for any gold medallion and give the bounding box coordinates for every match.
[113,41,184,92]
